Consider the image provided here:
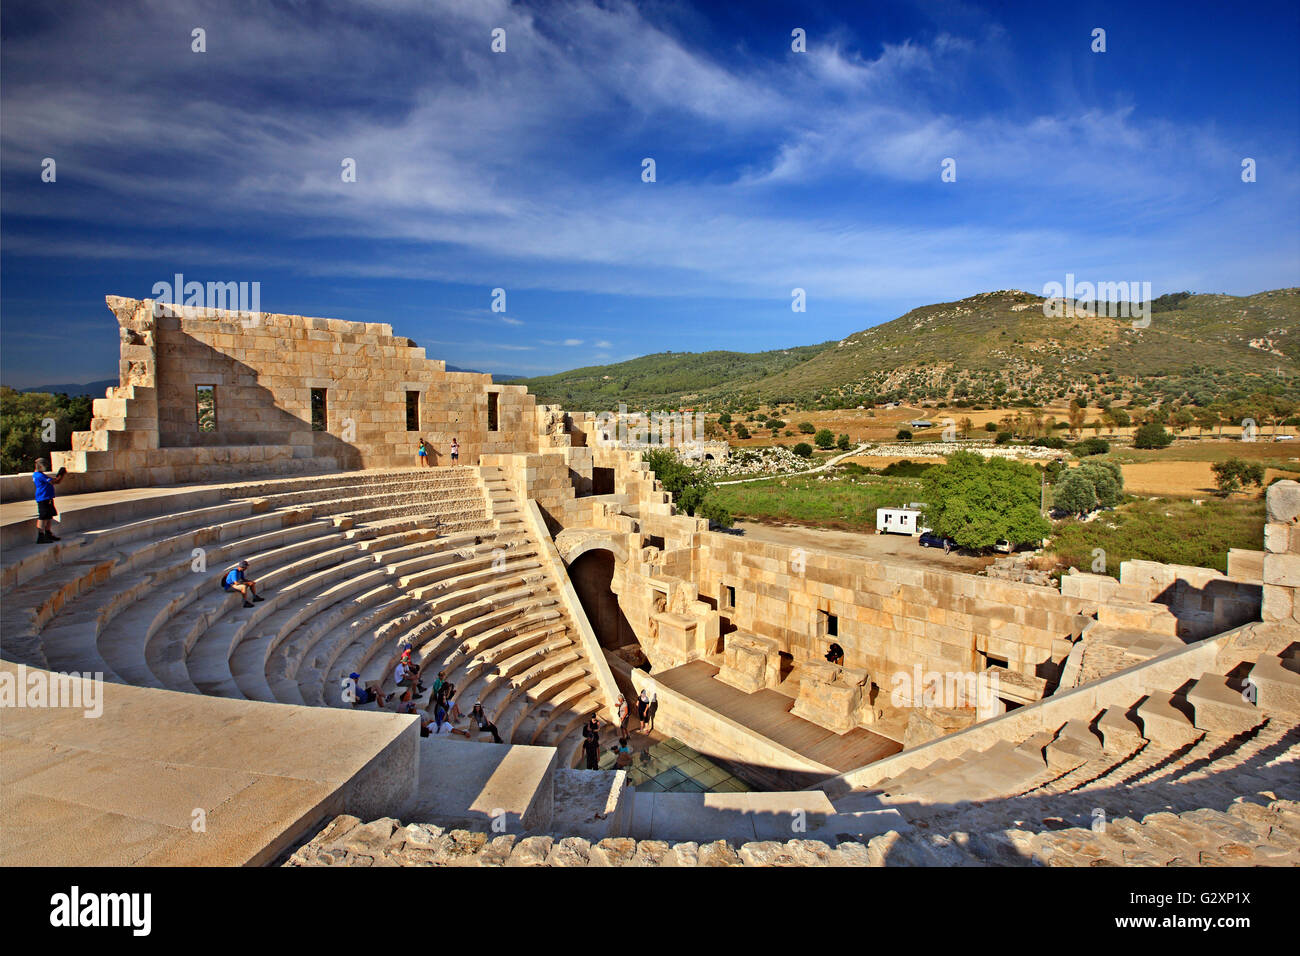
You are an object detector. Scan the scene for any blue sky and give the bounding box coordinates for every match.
[1,0,1297,387]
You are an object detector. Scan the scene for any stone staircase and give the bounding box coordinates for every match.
[823,640,1300,865]
[401,465,610,766]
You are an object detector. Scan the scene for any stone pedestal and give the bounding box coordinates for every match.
[716,631,780,694]
[791,661,870,734]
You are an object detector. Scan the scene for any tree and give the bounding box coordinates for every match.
[642,449,732,527]
[1211,458,1266,496]
[958,416,973,439]
[1133,423,1173,449]
[1067,404,1086,438]
[896,429,914,442]
[814,428,835,449]
[792,442,813,458]
[1170,407,1195,435]
[1072,437,1109,457]
[1054,472,1098,516]
[983,421,999,433]
[919,451,1050,550]
[798,421,816,434]
[836,433,851,451]
[734,423,750,440]
[0,387,94,474]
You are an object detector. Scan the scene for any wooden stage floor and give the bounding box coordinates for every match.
[653,660,902,774]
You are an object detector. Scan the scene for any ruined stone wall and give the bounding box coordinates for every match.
[52,296,541,490]
[694,534,1091,705]
[1262,480,1300,625]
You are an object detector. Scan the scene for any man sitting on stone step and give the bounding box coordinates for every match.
[221,560,265,608]
[393,657,423,699]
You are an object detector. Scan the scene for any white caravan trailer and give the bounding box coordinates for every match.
[876,507,928,536]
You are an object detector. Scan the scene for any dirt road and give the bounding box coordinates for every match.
[722,520,990,572]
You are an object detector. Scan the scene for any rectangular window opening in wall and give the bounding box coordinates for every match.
[817,609,838,638]
[722,585,736,610]
[487,392,499,432]
[405,391,420,431]
[592,467,616,495]
[311,388,328,432]
[983,653,1009,670]
[195,385,216,432]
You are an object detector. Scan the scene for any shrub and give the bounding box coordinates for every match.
[995,431,1013,445]
[1073,437,1110,457]
[792,442,814,458]
[1211,458,1266,495]
[1133,423,1173,449]
[983,422,999,433]
[896,429,914,441]
[765,419,786,431]
[734,424,750,439]
[837,433,851,451]
[814,428,835,448]
[798,422,816,434]
[1031,435,1068,449]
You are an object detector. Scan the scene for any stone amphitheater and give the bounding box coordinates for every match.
[1,296,1297,867]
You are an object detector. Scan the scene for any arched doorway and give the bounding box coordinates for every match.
[568,548,640,657]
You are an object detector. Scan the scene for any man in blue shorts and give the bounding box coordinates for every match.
[222,559,265,608]
[33,458,67,544]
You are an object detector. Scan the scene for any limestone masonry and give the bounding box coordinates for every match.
[1,296,1296,867]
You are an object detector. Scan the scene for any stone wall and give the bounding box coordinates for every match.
[1262,480,1300,625]
[51,296,543,492]
[693,534,1090,707]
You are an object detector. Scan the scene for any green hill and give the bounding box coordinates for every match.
[514,344,831,409]
[517,288,1299,412]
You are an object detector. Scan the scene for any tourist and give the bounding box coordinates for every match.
[636,689,650,730]
[442,684,464,723]
[222,559,265,608]
[582,726,601,769]
[826,642,845,666]
[32,458,67,544]
[417,438,431,467]
[432,670,446,698]
[434,716,470,737]
[396,690,418,715]
[347,673,385,708]
[616,694,631,738]
[400,648,427,694]
[470,700,503,744]
[612,737,633,771]
[393,658,422,698]
[449,437,460,464]
[643,693,658,733]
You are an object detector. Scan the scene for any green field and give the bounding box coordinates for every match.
[1043,497,1265,577]
[707,474,921,532]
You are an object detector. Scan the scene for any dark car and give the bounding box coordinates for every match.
[918,532,956,550]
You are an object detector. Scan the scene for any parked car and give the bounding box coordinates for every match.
[993,539,1013,553]
[919,532,957,550]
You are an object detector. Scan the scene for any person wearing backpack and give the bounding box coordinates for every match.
[222,560,264,608]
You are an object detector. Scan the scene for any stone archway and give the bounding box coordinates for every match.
[567,548,640,655]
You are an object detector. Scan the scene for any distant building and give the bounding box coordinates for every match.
[876,507,929,535]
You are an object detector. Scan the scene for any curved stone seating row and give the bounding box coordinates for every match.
[3,464,613,767]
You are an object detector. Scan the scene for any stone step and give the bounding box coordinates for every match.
[1136,691,1203,748]
[1186,672,1262,735]
[1248,655,1300,716]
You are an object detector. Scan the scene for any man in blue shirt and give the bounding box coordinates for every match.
[33,458,67,544]
[221,559,265,608]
